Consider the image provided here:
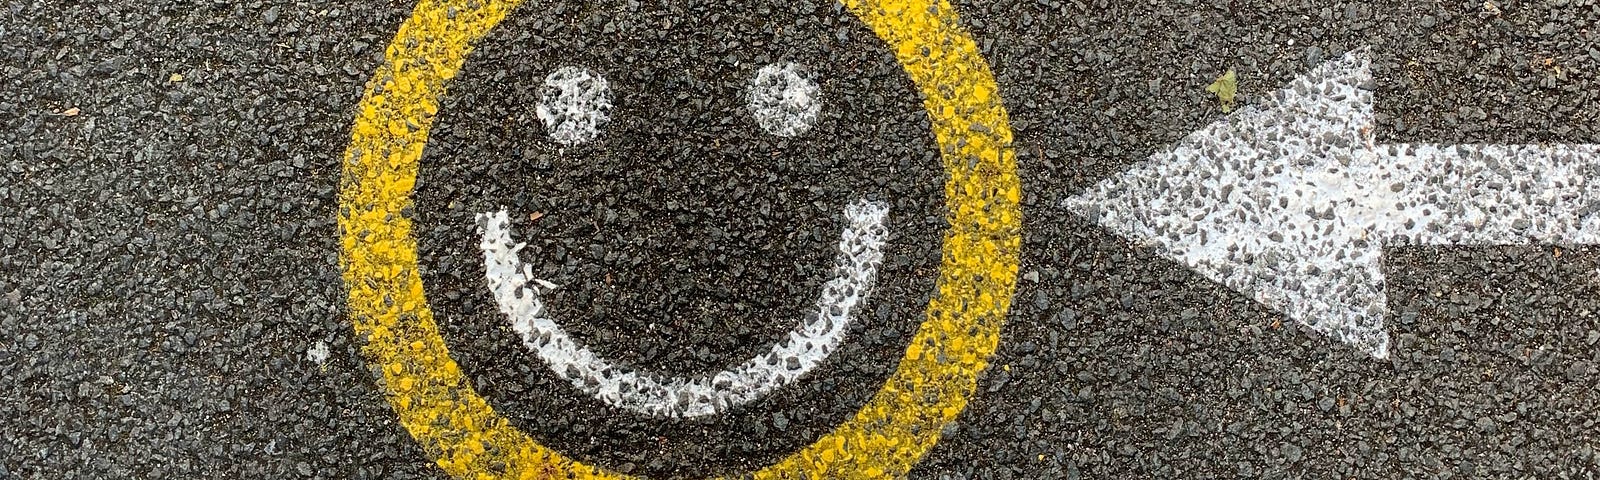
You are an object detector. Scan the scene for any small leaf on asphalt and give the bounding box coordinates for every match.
[1206,69,1238,113]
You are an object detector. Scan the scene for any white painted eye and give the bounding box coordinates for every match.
[747,62,821,138]
[536,66,612,146]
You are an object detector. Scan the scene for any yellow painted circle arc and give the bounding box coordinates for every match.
[336,0,1021,477]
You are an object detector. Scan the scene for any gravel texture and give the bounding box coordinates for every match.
[2,0,1599,478]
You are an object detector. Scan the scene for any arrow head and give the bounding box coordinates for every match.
[1066,49,1393,358]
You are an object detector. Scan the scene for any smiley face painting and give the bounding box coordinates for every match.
[341,0,1019,476]
[410,0,949,473]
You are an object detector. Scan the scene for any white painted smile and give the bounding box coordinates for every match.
[477,199,889,418]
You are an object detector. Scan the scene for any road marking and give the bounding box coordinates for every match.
[747,62,822,137]
[336,0,1019,476]
[536,66,612,146]
[1066,48,1600,359]
[479,200,889,418]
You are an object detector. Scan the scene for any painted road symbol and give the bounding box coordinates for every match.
[337,0,1019,478]
[1067,48,1600,360]
[406,1,950,471]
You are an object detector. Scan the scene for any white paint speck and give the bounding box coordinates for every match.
[747,62,822,138]
[478,200,890,418]
[536,66,612,146]
[307,340,329,366]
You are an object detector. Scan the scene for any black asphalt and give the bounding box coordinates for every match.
[3,0,1599,478]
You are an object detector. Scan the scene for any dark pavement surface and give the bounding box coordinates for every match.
[3,0,1600,478]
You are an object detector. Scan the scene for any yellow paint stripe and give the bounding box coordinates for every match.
[337,0,1019,477]
[338,0,627,477]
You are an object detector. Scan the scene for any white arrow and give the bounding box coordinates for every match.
[1065,48,1600,359]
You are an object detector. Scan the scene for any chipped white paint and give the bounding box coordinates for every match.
[479,200,889,417]
[535,66,612,146]
[1065,48,1600,359]
[532,278,558,291]
[747,62,822,137]
[307,340,330,366]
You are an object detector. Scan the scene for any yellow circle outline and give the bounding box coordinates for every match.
[337,0,1020,477]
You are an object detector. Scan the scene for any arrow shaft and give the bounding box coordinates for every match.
[1367,143,1600,246]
